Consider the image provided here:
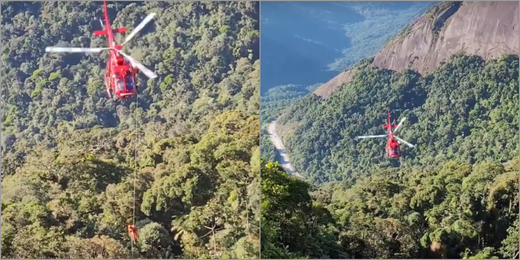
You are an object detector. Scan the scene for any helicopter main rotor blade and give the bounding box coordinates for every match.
[121,13,156,46]
[355,135,387,139]
[116,50,158,79]
[394,136,414,148]
[393,117,406,133]
[45,47,109,53]
[99,17,105,29]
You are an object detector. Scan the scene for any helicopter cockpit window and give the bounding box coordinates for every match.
[125,72,134,91]
[115,78,125,92]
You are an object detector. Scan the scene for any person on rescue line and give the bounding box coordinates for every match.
[127,220,139,242]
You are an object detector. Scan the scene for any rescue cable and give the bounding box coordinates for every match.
[129,91,140,253]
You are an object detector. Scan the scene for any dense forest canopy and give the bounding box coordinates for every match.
[279,54,519,184]
[261,157,519,259]
[260,2,519,255]
[1,1,260,258]
[261,44,519,260]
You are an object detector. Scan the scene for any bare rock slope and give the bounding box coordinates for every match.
[314,1,519,99]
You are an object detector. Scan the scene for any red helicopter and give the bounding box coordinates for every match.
[45,1,158,99]
[355,109,415,159]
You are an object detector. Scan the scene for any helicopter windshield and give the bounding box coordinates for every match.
[115,77,125,92]
[125,72,134,91]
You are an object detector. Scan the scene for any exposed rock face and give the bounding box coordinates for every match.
[313,69,357,98]
[373,1,519,74]
[314,1,519,99]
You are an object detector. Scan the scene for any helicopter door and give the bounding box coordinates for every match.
[125,72,134,91]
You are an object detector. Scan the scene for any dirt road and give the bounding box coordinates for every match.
[267,120,303,178]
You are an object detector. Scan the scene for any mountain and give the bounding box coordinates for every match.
[314,1,519,98]
[261,2,519,259]
[259,1,435,165]
[278,0,519,183]
[260,1,434,94]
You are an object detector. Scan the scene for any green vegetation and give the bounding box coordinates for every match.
[260,1,518,257]
[261,3,520,259]
[261,158,519,259]
[260,2,435,163]
[281,54,519,184]
[260,84,319,162]
[261,53,518,259]
[1,1,259,258]
[261,161,347,259]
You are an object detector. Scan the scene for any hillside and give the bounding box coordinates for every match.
[314,1,519,98]
[1,2,260,258]
[281,53,519,183]
[276,1,520,184]
[261,1,519,259]
[260,2,434,164]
